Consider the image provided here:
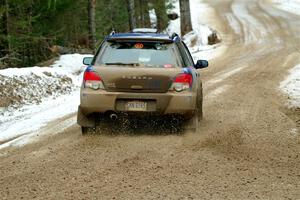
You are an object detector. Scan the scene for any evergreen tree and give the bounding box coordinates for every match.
[0,0,174,68]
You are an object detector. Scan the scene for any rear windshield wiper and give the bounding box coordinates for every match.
[105,62,140,66]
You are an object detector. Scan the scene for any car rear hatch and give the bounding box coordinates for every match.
[94,65,181,93]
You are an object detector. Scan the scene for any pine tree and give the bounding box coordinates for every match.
[0,0,175,68]
[153,0,168,32]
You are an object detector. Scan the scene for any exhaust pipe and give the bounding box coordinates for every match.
[109,113,118,121]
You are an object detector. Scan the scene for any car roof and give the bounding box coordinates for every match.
[106,32,177,43]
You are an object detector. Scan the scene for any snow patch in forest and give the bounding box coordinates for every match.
[149,9,157,28]
[271,0,300,15]
[280,63,300,108]
[166,0,180,35]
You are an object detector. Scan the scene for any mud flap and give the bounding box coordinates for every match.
[183,114,199,133]
[77,106,95,127]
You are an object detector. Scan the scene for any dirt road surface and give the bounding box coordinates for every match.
[1,0,300,199]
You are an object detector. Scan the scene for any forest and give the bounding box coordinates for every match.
[0,0,193,69]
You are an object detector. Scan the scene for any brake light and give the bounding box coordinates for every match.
[174,74,192,85]
[170,73,193,92]
[83,70,104,90]
[84,71,101,81]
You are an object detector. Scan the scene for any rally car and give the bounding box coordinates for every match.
[77,29,208,134]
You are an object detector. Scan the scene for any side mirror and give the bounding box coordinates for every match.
[195,60,209,69]
[83,57,93,65]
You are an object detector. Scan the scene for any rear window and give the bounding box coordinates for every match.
[94,41,181,68]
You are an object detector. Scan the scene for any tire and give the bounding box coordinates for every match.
[187,87,203,133]
[197,85,203,121]
[183,113,198,133]
[191,114,199,133]
[197,94,203,121]
[182,88,202,133]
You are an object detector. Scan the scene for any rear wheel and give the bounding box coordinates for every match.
[197,91,203,121]
[191,114,199,133]
[185,88,203,133]
[197,81,204,121]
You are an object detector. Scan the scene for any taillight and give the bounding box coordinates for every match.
[170,73,193,92]
[84,71,101,81]
[83,70,105,90]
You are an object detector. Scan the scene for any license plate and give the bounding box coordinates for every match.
[126,101,147,111]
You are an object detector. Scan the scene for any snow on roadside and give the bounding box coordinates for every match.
[167,0,224,61]
[280,64,300,108]
[0,72,73,107]
[0,91,79,145]
[0,54,90,108]
[271,0,300,15]
[0,54,91,148]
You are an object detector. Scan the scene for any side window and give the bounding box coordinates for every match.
[182,42,195,66]
[172,45,185,67]
[94,42,108,65]
[177,42,194,67]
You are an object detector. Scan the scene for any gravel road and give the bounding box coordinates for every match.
[1,0,300,199]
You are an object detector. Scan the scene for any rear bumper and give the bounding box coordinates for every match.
[79,88,196,117]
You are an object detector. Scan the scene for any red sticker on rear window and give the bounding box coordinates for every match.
[134,43,144,49]
[164,64,173,68]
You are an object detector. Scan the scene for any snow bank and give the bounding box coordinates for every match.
[0,54,91,148]
[0,91,79,145]
[271,0,300,15]
[0,54,90,107]
[280,64,300,108]
[0,72,73,107]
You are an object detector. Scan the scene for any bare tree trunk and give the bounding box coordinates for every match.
[142,0,151,27]
[88,0,96,50]
[179,0,192,36]
[139,0,143,27]
[27,0,34,65]
[110,0,118,31]
[126,0,136,30]
[4,0,10,53]
[153,0,166,32]
[135,0,150,28]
